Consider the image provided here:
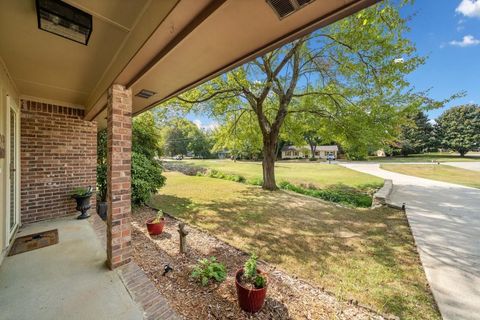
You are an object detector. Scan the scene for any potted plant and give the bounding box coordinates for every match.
[235,253,267,313]
[96,163,107,220]
[70,186,93,220]
[146,210,166,235]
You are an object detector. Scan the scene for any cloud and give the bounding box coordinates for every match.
[193,119,202,128]
[456,0,480,18]
[203,122,219,131]
[192,119,218,131]
[449,35,480,47]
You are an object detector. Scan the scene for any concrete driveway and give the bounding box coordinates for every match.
[343,163,480,320]
[446,162,480,172]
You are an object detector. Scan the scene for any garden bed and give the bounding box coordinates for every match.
[132,206,386,319]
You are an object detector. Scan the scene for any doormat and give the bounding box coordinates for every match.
[8,229,58,256]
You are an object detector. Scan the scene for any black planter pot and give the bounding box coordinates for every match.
[72,194,92,219]
[97,201,108,221]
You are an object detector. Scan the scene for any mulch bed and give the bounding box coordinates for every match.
[132,206,387,320]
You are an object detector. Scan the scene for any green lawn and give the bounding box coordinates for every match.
[368,152,480,163]
[149,171,439,319]
[175,159,383,188]
[381,164,480,188]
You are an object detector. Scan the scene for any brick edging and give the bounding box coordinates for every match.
[88,214,181,320]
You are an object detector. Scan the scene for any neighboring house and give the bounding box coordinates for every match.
[376,149,386,157]
[281,145,338,159]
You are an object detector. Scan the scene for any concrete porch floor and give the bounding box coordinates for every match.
[0,216,143,320]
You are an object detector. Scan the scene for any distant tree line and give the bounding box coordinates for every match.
[389,104,480,157]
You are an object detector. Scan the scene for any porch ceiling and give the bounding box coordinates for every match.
[90,0,380,128]
[0,0,379,126]
[0,0,180,106]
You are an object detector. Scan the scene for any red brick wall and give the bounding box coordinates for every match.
[20,100,97,224]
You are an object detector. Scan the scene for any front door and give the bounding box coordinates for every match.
[6,97,19,242]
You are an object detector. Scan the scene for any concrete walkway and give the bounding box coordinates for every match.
[445,161,480,172]
[343,163,480,320]
[0,217,144,320]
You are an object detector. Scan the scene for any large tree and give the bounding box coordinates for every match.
[174,1,436,190]
[436,104,480,156]
[397,111,435,156]
[160,118,213,158]
[213,109,263,160]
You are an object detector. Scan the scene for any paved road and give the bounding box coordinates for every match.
[342,163,480,320]
[446,162,480,172]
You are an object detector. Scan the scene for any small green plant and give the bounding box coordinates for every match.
[243,253,266,289]
[254,274,266,288]
[191,257,227,286]
[246,177,263,186]
[152,210,164,223]
[70,186,92,197]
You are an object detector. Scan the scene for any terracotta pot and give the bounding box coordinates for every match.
[146,218,166,235]
[235,269,267,313]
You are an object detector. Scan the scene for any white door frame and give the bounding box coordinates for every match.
[5,95,20,244]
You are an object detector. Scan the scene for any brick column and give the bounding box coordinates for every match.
[106,84,132,270]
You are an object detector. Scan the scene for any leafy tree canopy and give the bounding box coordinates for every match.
[396,111,435,156]
[170,0,455,189]
[436,104,480,156]
[160,118,213,158]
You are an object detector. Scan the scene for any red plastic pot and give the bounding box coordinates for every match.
[146,218,166,235]
[235,269,267,313]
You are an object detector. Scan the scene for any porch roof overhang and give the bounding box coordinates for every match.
[0,0,380,127]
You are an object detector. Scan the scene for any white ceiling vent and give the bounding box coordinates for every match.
[266,0,315,19]
[135,89,157,99]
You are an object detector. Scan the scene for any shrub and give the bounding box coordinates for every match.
[132,153,166,204]
[191,257,227,286]
[246,177,263,186]
[279,181,373,207]
[96,112,166,206]
[206,169,246,183]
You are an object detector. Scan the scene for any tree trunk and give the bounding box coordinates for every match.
[262,137,278,191]
[309,144,316,159]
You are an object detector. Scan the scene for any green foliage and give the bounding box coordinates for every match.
[133,112,162,159]
[97,112,166,205]
[246,178,263,186]
[212,111,263,160]
[254,274,267,289]
[278,181,374,208]
[132,153,165,204]
[397,111,435,156]
[160,118,213,158]
[131,112,166,204]
[191,257,227,286]
[70,187,92,197]
[244,253,258,279]
[436,104,480,156]
[206,169,246,183]
[152,210,164,223]
[243,253,266,289]
[171,1,445,189]
[97,129,108,202]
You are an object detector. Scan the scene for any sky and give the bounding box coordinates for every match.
[187,0,480,129]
